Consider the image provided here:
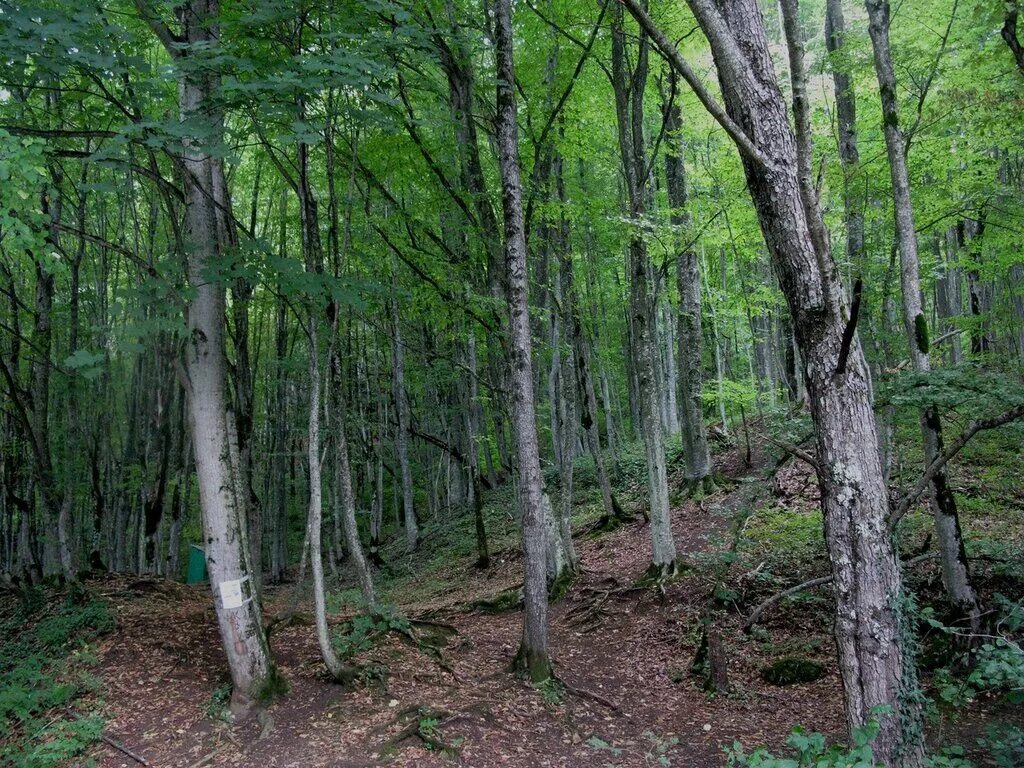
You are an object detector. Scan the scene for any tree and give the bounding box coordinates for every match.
[134,0,278,714]
[494,0,552,683]
[664,69,714,496]
[864,0,982,632]
[622,0,925,762]
[611,2,677,577]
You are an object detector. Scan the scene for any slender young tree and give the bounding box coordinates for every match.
[664,70,714,496]
[391,257,418,551]
[865,0,981,631]
[494,0,552,682]
[611,2,677,576]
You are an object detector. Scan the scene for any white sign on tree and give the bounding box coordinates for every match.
[219,577,247,610]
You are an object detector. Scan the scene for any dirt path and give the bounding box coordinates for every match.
[92,455,843,767]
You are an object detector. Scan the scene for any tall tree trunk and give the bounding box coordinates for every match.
[304,313,347,679]
[664,72,713,493]
[612,2,677,574]
[624,0,925,761]
[494,0,552,683]
[554,158,579,574]
[390,260,418,551]
[30,159,74,581]
[466,332,490,568]
[865,0,981,631]
[137,0,276,713]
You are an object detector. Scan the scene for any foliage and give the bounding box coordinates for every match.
[923,594,1024,709]
[724,717,882,768]
[203,682,233,721]
[332,606,411,661]
[0,595,114,768]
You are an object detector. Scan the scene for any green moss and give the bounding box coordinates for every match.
[469,587,522,614]
[760,656,826,686]
[254,665,289,703]
[513,645,553,684]
[914,313,929,354]
[548,568,576,603]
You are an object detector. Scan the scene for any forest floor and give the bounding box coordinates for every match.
[5,421,1023,767]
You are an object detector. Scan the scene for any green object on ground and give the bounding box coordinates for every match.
[187,545,208,584]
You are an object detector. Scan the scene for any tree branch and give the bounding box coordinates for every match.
[1002,2,1024,76]
[890,401,1024,527]
[132,0,183,56]
[618,0,768,171]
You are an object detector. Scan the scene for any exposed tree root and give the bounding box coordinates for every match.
[559,678,625,715]
[566,578,649,631]
[679,475,719,501]
[468,585,523,614]
[377,705,459,755]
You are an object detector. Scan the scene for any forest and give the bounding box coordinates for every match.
[0,0,1022,765]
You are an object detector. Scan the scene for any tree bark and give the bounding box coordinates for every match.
[624,0,926,761]
[494,0,552,683]
[136,0,276,713]
[865,0,981,631]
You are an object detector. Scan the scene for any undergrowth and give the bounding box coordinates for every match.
[0,589,115,768]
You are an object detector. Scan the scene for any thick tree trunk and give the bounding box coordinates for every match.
[494,0,551,683]
[624,0,926,761]
[138,0,276,713]
[865,0,981,631]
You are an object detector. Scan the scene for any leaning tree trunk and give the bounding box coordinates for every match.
[137,0,276,714]
[303,313,347,680]
[623,0,925,762]
[329,340,377,606]
[494,0,551,683]
[865,0,981,631]
[664,70,713,495]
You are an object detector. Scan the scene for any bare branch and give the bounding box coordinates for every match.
[891,402,1024,527]
[618,0,769,170]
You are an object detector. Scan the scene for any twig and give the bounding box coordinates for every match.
[65,708,150,766]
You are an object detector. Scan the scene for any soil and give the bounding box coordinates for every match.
[84,443,853,768]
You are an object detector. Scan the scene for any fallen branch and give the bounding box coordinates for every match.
[760,432,819,473]
[559,678,624,715]
[890,402,1024,528]
[744,552,939,631]
[743,576,832,632]
[66,709,150,766]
